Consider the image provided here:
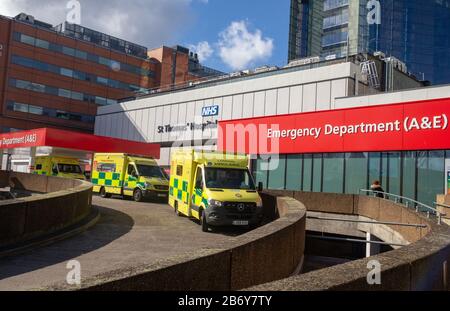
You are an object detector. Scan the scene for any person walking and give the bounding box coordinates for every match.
[370,180,385,198]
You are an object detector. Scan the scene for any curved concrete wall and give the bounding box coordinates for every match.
[0,171,93,248]
[248,191,450,291]
[49,192,306,291]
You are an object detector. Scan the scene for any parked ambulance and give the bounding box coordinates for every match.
[91,153,169,202]
[33,156,86,180]
[169,149,264,232]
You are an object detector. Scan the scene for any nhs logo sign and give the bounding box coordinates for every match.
[202,105,219,117]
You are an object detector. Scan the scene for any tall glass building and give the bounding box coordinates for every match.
[288,0,450,85]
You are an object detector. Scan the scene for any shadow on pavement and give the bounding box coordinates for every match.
[0,205,134,280]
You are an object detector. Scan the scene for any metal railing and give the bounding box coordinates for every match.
[359,189,446,225]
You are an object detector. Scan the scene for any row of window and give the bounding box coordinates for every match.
[323,8,349,29]
[13,32,154,77]
[253,151,449,208]
[11,55,146,93]
[323,0,349,11]
[322,29,348,47]
[9,78,117,106]
[6,100,95,124]
[61,22,148,59]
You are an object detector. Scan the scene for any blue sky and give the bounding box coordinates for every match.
[185,0,291,72]
[0,0,291,73]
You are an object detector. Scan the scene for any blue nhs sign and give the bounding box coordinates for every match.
[201,105,219,117]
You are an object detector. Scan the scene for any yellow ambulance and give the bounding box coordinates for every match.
[169,149,264,232]
[33,156,86,180]
[92,153,169,202]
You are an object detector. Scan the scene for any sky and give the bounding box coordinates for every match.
[0,0,291,73]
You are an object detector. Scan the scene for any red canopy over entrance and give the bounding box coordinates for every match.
[0,128,160,159]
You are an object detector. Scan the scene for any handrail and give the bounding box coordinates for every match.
[359,189,445,225]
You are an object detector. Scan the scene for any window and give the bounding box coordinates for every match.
[99,57,110,66]
[35,38,49,49]
[128,164,137,177]
[62,46,76,57]
[58,89,72,98]
[60,68,73,77]
[56,111,70,120]
[302,154,313,192]
[97,76,108,85]
[97,163,116,173]
[58,164,82,174]
[286,155,302,190]
[345,153,368,194]
[176,165,183,176]
[323,153,344,193]
[195,167,203,189]
[20,34,35,45]
[13,102,29,113]
[204,168,255,190]
[95,97,107,106]
[75,50,87,60]
[71,91,84,101]
[268,155,286,190]
[29,105,44,115]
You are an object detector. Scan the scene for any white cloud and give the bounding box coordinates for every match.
[0,0,195,48]
[188,41,213,62]
[218,20,273,71]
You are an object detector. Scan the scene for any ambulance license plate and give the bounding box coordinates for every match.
[232,220,249,226]
[157,194,166,197]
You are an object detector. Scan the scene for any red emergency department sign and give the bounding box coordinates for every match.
[218,98,450,155]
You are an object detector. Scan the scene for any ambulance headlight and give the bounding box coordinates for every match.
[208,199,223,207]
[144,182,152,189]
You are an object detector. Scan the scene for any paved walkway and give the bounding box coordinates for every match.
[0,196,241,291]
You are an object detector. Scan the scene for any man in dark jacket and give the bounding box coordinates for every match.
[370,180,385,198]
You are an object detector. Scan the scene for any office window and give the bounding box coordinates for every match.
[286,155,302,190]
[20,34,35,45]
[345,153,368,194]
[95,97,107,106]
[71,91,84,101]
[58,89,71,98]
[75,50,87,60]
[268,156,286,190]
[13,102,29,113]
[99,57,110,66]
[323,153,344,193]
[35,38,49,49]
[29,105,44,115]
[60,68,73,78]
[56,111,70,120]
[62,46,76,57]
[97,76,108,85]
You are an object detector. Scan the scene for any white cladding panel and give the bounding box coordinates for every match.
[94,62,383,165]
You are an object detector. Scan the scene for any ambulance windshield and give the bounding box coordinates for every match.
[136,164,165,179]
[58,164,82,174]
[204,168,255,190]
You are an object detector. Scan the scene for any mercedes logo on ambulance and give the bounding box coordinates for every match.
[237,204,245,212]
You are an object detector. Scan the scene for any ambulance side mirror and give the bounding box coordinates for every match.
[257,182,263,192]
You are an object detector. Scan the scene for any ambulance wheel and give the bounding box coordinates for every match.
[200,209,209,232]
[100,187,111,198]
[133,189,143,202]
